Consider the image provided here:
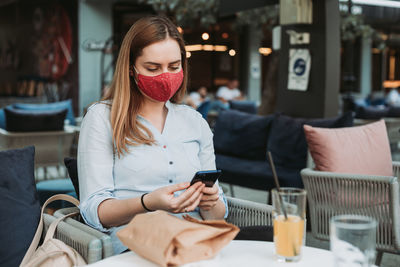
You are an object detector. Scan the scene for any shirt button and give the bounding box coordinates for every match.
[169,179,173,183]
[163,145,167,149]
[169,161,173,165]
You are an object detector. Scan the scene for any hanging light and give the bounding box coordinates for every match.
[229,49,236,56]
[202,32,210,40]
[186,51,191,58]
[259,47,272,56]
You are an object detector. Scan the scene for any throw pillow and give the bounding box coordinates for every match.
[0,146,41,267]
[213,110,274,161]
[13,99,76,126]
[267,112,354,170]
[4,106,67,132]
[304,120,393,176]
[64,157,79,199]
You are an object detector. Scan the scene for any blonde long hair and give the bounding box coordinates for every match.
[103,16,188,157]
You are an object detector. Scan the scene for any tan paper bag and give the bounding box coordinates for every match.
[117,211,239,266]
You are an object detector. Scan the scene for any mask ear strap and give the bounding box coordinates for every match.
[129,65,139,76]
[130,65,140,86]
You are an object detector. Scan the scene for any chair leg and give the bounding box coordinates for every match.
[375,251,383,266]
[229,184,235,197]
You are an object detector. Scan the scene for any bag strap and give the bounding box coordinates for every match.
[43,211,80,242]
[20,194,80,267]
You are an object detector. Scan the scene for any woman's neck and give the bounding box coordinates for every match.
[139,98,166,118]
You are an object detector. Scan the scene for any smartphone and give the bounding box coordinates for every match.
[190,170,222,187]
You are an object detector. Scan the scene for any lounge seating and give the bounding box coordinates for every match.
[213,110,354,196]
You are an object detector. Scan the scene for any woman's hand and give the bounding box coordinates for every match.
[144,182,205,213]
[198,183,220,211]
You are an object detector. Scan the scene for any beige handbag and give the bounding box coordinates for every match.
[20,194,86,267]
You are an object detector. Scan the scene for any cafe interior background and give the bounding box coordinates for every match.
[1,0,400,266]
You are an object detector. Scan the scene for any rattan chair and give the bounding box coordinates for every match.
[43,213,103,263]
[54,196,273,262]
[53,208,114,259]
[301,162,400,266]
[225,196,273,227]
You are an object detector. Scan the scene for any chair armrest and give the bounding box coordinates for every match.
[226,196,273,227]
[43,213,102,263]
[54,207,114,259]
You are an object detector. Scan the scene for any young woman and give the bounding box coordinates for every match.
[77,16,228,254]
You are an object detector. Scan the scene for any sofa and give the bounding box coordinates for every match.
[213,110,354,193]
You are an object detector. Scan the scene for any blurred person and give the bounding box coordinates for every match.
[186,86,209,109]
[386,87,400,107]
[78,16,227,254]
[216,77,243,103]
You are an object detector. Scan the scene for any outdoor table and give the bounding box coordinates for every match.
[88,240,345,267]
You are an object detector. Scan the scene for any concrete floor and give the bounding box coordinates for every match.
[220,182,400,267]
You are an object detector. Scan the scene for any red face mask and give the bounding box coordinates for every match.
[134,68,184,102]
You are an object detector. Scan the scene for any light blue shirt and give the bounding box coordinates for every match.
[77,101,228,254]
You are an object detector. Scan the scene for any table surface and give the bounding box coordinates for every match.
[88,240,337,267]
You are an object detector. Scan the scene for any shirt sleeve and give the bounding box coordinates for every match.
[198,116,229,218]
[234,89,241,98]
[216,87,224,98]
[77,104,116,232]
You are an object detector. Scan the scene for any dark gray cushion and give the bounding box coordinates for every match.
[267,112,354,170]
[355,106,389,120]
[216,154,303,190]
[213,110,274,161]
[0,146,40,267]
[5,106,67,132]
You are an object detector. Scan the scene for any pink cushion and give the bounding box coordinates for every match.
[304,120,393,176]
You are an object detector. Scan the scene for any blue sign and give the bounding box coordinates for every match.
[293,58,306,76]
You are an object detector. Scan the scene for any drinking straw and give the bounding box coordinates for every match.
[267,151,288,220]
[268,151,299,256]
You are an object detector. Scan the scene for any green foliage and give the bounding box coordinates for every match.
[138,0,219,27]
[234,5,279,31]
[341,12,385,49]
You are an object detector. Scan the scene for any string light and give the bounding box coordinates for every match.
[202,32,210,40]
[229,49,236,56]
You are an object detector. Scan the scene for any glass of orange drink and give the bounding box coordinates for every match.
[272,188,306,262]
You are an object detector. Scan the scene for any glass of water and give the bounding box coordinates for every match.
[330,215,377,267]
